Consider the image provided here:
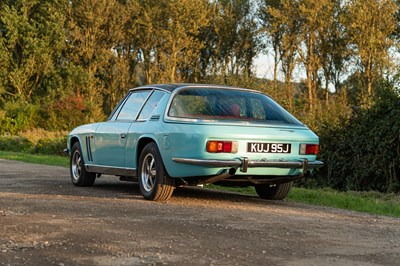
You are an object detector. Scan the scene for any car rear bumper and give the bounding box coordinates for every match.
[172,157,323,173]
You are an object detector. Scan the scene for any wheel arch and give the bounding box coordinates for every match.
[68,136,87,162]
[69,136,80,150]
[136,137,157,167]
[136,136,171,177]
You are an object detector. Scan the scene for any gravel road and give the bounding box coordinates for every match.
[0,159,399,266]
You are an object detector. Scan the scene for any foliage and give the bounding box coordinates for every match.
[0,136,33,152]
[317,84,400,193]
[1,0,398,129]
[128,0,211,84]
[0,0,67,103]
[259,0,398,111]
[200,0,261,78]
[40,93,93,131]
[34,138,66,156]
[0,132,66,156]
[345,0,397,100]
[0,101,41,134]
[19,128,68,145]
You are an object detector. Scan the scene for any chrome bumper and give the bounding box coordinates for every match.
[172,157,324,173]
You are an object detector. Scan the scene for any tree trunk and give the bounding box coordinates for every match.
[325,75,329,106]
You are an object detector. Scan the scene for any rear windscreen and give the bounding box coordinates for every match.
[168,88,303,126]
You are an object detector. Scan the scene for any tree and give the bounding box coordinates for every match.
[259,0,283,83]
[199,0,261,79]
[0,0,67,102]
[0,13,9,102]
[159,0,210,82]
[319,1,350,99]
[265,0,302,111]
[297,0,336,111]
[65,0,128,119]
[345,0,397,105]
[127,0,210,84]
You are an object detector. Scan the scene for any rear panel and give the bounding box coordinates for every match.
[160,122,319,178]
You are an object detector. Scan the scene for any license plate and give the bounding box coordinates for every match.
[247,142,291,153]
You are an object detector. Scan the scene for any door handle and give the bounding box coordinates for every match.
[120,134,127,139]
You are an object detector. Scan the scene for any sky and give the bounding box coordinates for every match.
[254,53,306,82]
[254,53,274,79]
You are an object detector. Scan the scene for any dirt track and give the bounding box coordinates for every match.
[0,159,399,266]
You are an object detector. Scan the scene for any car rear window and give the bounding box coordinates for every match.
[168,88,303,126]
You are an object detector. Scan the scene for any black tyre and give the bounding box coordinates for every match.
[138,142,175,201]
[70,142,96,187]
[255,182,292,200]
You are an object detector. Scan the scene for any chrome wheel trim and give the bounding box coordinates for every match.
[71,150,82,182]
[141,153,157,193]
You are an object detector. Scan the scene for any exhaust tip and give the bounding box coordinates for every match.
[304,170,311,177]
[228,168,237,176]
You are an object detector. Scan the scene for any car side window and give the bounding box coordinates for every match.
[116,90,151,121]
[109,93,130,121]
[137,91,166,121]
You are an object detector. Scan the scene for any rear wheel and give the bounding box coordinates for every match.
[255,182,292,200]
[70,142,96,187]
[138,143,175,201]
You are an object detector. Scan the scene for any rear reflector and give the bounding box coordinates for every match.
[300,144,319,155]
[207,140,238,153]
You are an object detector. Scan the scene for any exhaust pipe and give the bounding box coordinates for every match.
[203,168,237,184]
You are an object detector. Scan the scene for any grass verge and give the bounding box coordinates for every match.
[0,151,69,167]
[0,151,399,218]
[206,185,400,218]
[287,187,400,218]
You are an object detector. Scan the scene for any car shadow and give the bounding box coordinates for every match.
[89,176,288,207]
[1,169,290,207]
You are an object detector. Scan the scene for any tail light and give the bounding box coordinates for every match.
[207,140,238,153]
[300,144,319,155]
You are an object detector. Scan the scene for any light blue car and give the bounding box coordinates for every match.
[66,84,323,201]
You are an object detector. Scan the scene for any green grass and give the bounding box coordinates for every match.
[0,151,69,167]
[207,185,400,218]
[287,187,400,218]
[0,151,399,218]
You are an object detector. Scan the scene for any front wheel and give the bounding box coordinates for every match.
[138,143,175,201]
[70,142,96,187]
[255,182,292,200]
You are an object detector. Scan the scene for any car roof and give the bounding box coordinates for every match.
[130,83,257,93]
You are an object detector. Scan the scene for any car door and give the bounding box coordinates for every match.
[124,90,168,169]
[93,90,152,167]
